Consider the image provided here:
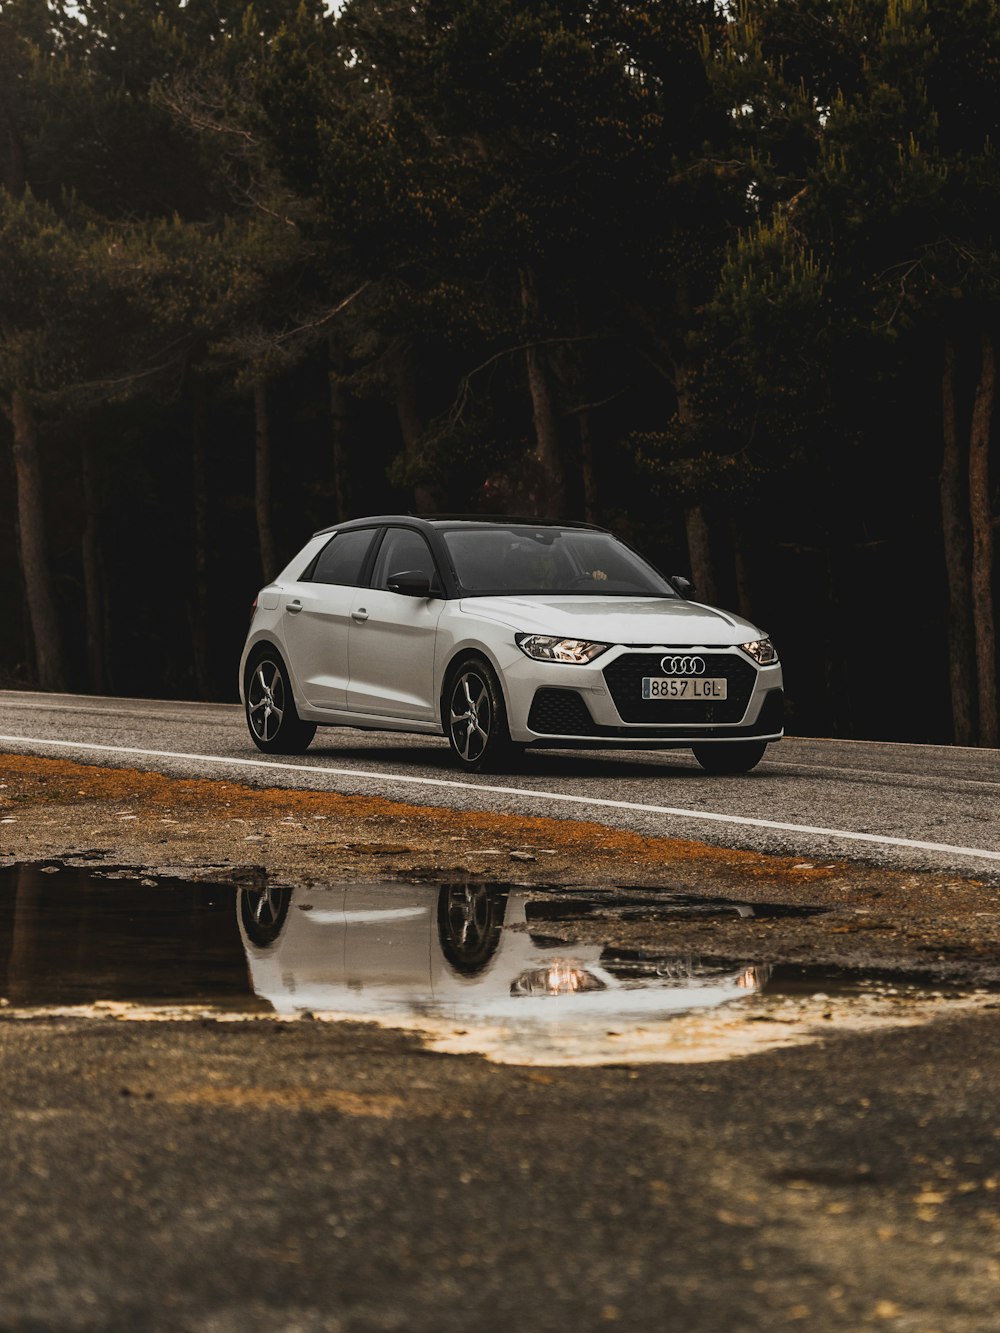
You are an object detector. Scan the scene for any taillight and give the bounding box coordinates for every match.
[249,596,258,626]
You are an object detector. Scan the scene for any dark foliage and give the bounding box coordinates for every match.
[0,0,997,744]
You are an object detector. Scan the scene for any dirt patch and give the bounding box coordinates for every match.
[2,752,1000,981]
[0,752,844,885]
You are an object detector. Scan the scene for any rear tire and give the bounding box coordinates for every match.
[445,656,520,773]
[239,886,293,947]
[245,648,317,754]
[692,740,767,774]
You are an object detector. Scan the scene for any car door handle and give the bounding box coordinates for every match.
[351,608,369,622]
[287,599,303,614]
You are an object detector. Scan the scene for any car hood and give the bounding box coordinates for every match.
[459,595,762,645]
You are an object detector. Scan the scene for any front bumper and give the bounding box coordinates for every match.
[502,646,784,747]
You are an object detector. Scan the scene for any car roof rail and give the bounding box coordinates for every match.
[416,513,608,530]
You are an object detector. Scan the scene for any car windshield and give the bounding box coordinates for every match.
[442,527,678,597]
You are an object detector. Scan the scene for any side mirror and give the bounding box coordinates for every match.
[671,575,695,598]
[387,569,432,597]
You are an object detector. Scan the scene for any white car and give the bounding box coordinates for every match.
[239,516,783,773]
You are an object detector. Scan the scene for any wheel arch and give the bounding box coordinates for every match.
[438,644,511,732]
[242,638,305,714]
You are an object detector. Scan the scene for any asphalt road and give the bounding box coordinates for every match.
[2,689,999,876]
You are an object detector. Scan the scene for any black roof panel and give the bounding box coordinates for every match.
[313,513,607,537]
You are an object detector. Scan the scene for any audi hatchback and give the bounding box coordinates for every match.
[239,516,784,772]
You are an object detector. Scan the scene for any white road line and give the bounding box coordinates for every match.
[3,732,1000,865]
[0,701,234,720]
[774,759,1000,790]
[0,690,235,711]
[4,712,997,790]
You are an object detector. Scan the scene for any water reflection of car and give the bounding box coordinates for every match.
[237,883,767,1029]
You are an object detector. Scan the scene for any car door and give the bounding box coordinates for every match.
[346,526,445,719]
[280,527,379,710]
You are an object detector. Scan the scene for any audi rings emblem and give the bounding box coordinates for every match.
[661,654,706,675]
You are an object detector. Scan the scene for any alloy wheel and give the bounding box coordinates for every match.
[449,671,492,764]
[239,885,292,947]
[247,885,284,932]
[248,659,285,744]
[438,884,508,974]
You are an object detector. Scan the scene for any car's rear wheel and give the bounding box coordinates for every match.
[239,885,293,946]
[692,741,768,774]
[445,657,520,773]
[245,648,317,754]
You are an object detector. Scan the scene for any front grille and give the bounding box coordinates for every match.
[602,651,758,724]
[528,688,599,736]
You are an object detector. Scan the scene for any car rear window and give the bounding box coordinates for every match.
[306,529,377,586]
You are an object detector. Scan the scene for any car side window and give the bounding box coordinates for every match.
[305,529,377,586]
[372,528,442,594]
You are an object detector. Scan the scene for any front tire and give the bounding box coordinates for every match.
[245,648,317,754]
[445,657,520,773]
[437,885,508,974]
[692,741,768,774]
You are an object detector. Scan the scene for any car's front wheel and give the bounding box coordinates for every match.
[445,657,520,773]
[245,648,317,754]
[692,741,768,774]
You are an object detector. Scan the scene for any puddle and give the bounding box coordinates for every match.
[0,863,269,1011]
[0,863,994,1066]
[518,890,826,923]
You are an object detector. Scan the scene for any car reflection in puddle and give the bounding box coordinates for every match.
[3,865,993,1066]
[239,882,767,1061]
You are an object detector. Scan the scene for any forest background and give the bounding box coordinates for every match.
[1,0,998,746]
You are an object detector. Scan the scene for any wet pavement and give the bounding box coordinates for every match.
[4,863,996,1067]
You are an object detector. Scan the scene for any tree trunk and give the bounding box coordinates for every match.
[191,375,210,697]
[2,74,65,690]
[579,409,598,524]
[684,504,718,606]
[940,334,976,745]
[5,864,42,1005]
[254,379,278,584]
[0,72,27,197]
[675,360,720,605]
[824,544,853,737]
[80,437,107,694]
[389,341,436,513]
[328,336,352,523]
[519,266,565,518]
[732,521,754,624]
[9,390,66,691]
[969,330,997,747]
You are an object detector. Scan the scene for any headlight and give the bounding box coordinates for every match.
[510,962,607,995]
[736,966,767,991]
[515,634,610,664]
[739,637,777,665]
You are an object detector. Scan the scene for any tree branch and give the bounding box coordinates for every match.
[271,281,373,348]
[564,388,628,417]
[447,334,605,425]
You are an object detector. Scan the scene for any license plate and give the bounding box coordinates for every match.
[641,677,728,700]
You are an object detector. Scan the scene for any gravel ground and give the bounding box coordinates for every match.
[4,753,1000,1331]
